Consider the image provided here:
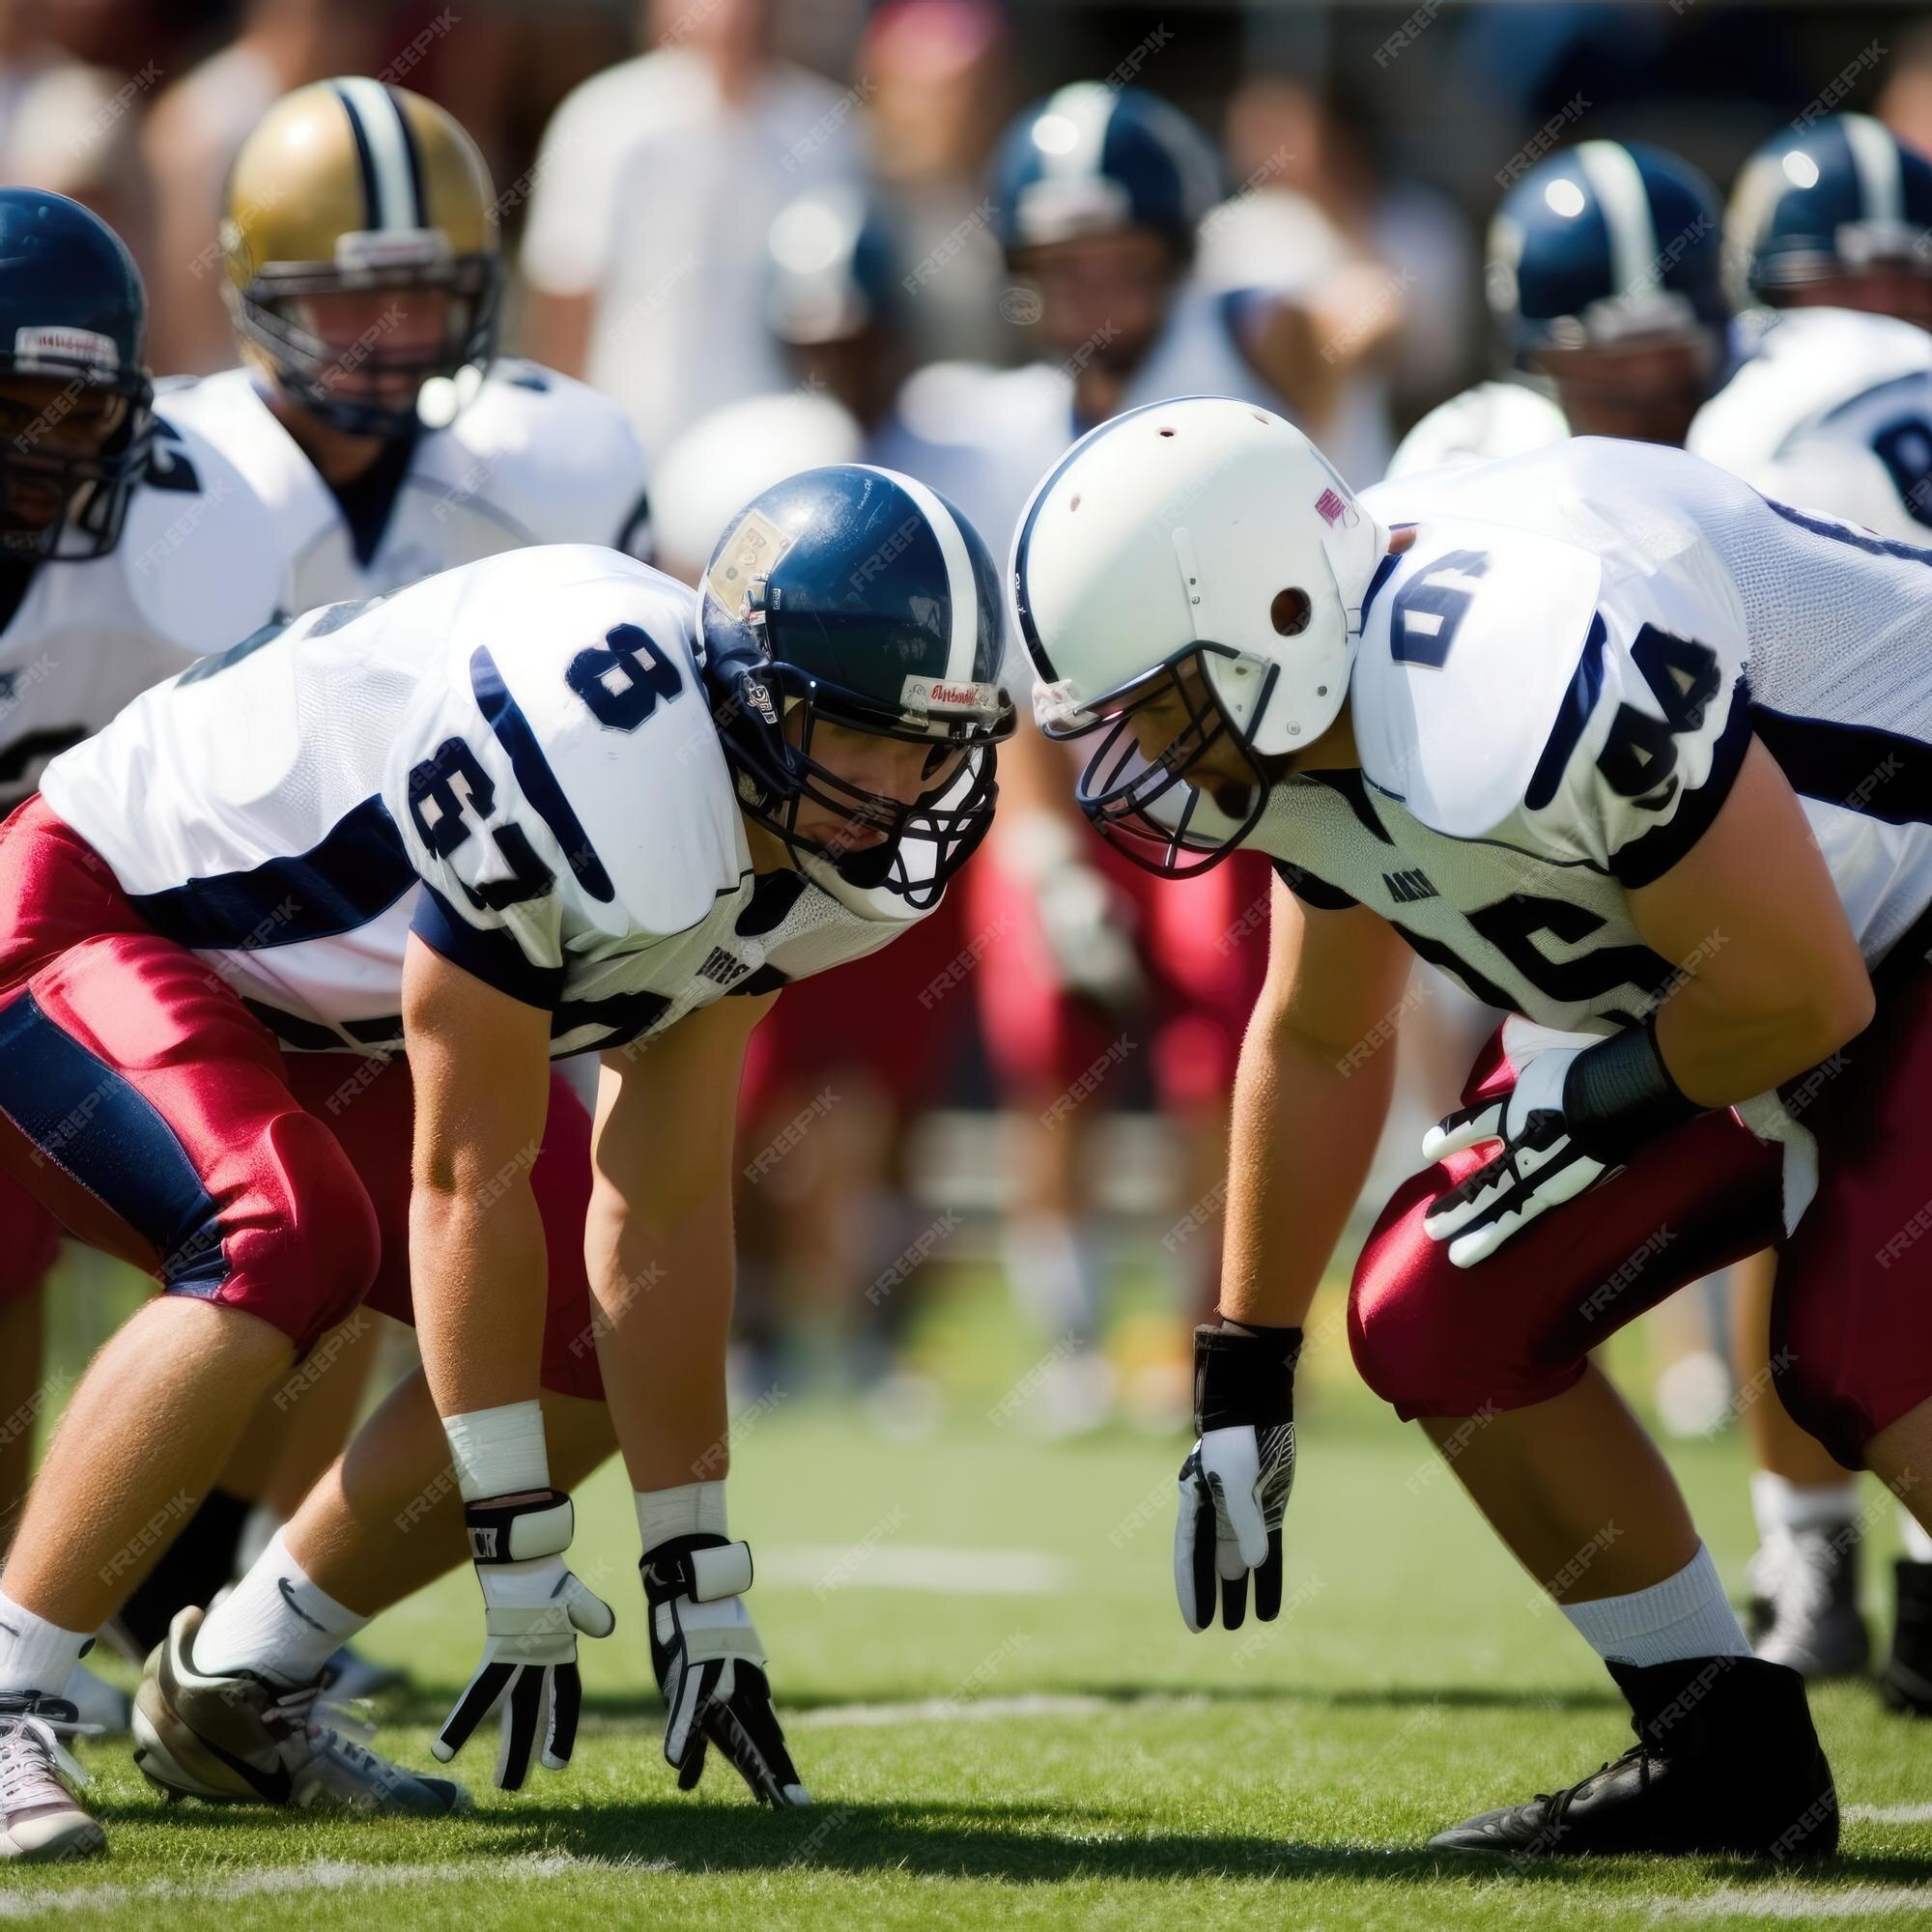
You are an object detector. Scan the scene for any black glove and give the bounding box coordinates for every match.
[641,1533,810,1805]
[1174,1322,1301,1633]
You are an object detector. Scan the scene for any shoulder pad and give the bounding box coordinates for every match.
[1352,517,1603,840]
[439,359,650,547]
[120,412,290,652]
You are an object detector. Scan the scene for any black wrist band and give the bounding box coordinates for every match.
[1193,1322,1302,1435]
[1561,1020,1700,1165]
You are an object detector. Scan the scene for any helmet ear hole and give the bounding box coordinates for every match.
[1270,587,1311,637]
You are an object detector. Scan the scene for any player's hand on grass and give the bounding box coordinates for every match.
[433,1489,615,1791]
[642,1534,810,1805]
[1174,1321,1301,1634]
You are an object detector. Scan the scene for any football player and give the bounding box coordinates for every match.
[0,187,288,1741]
[1011,395,1932,1859]
[1386,141,1728,478]
[1685,114,1932,1700]
[113,75,659,1672]
[0,465,1010,1860]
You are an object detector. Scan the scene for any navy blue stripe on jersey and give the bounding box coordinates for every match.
[469,647,616,903]
[241,999,344,1053]
[550,986,674,1054]
[1304,769,1395,844]
[1359,549,1401,633]
[1525,613,1609,812]
[1765,495,1932,567]
[128,797,416,951]
[0,993,227,1293]
[1270,857,1357,912]
[1753,704,1932,826]
[1606,675,1753,889]
[410,882,564,1009]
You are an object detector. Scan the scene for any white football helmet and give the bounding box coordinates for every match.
[1010,395,1388,873]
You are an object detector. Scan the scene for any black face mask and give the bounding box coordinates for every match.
[714,659,1014,911]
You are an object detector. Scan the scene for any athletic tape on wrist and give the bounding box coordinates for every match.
[1193,1323,1301,1435]
[465,1489,574,1565]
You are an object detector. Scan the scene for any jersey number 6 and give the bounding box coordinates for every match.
[407,737,554,911]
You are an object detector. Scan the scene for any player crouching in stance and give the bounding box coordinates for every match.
[0,465,1010,1858]
[1007,393,1932,1861]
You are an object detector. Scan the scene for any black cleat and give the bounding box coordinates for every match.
[1429,1655,1837,1861]
[1749,1528,1870,1679]
[1881,1558,1932,1716]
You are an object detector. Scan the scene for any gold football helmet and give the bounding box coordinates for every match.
[219,77,500,438]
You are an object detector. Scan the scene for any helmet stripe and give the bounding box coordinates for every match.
[1038,81,1116,186]
[334,76,419,230]
[1843,111,1903,225]
[878,466,980,685]
[1576,142,1661,303]
[387,87,431,233]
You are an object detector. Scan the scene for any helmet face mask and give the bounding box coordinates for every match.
[701,466,1015,911]
[233,246,499,440]
[727,661,1004,908]
[1037,640,1274,877]
[222,78,502,441]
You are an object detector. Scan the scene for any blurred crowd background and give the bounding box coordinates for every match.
[10,0,1922,1436]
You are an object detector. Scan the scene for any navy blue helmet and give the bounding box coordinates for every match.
[1489,142,1729,362]
[765,187,900,346]
[700,465,1014,908]
[990,83,1222,260]
[1728,113,1932,305]
[0,188,154,560]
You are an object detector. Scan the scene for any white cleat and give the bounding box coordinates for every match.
[0,1692,105,1862]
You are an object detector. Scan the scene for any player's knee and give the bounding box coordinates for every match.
[1348,1168,1557,1416]
[231,1116,382,1354]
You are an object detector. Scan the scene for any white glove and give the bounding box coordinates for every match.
[1006,813,1146,1011]
[1422,1044,1611,1268]
[642,1535,809,1805]
[433,1490,614,1791]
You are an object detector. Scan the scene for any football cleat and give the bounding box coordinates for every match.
[61,1660,131,1736]
[1429,1655,1837,1861]
[133,1606,468,1814]
[0,1692,104,1861]
[1881,1558,1932,1716]
[1747,1528,1870,1679]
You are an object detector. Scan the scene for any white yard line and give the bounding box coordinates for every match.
[1654,1886,1932,1920]
[798,1690,1207,1728]
[757,1545,1071,1595]
[0,1852,667,1918]
[1845,1802,1932,1825]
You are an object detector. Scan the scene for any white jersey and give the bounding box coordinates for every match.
[1383,380,1570,483]
[42,547,931,1058]
[1243,439,1932,1053]
[157,358,653,609]
[1688,307,1932,545]
[0,411,287,813]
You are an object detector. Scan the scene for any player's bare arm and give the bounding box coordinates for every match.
[1634,737,1874,1105]
[402,932,555,1417]
[586,991,775,1491]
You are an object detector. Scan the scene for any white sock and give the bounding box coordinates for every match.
[1750,1470,1860,1543]
[1901,1508,1932,1564]
[193,1529,369,1689]
[1560,1544,1753,1667]
[637,1481,727,1554]
[0,1584,88,1696]
[1003,1212,1104,1345]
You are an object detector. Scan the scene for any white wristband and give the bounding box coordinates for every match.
[443,1400,550,1504]
[636,1480,727,1553]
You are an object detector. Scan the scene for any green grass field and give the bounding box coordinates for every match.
[7,1269,1932,1931]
